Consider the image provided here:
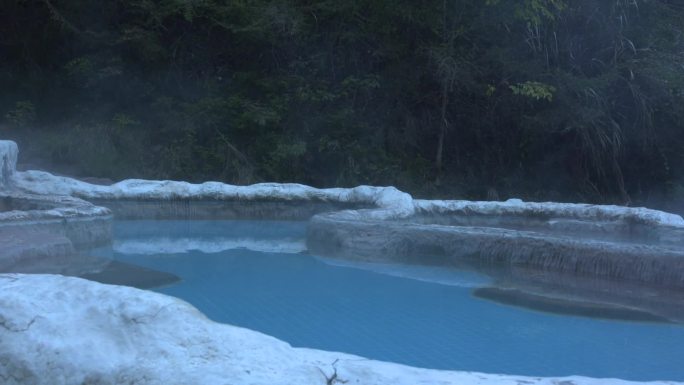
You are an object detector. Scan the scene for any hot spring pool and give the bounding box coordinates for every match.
[89,220,684,382]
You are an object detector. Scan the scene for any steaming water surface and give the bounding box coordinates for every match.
[89,220,684,382]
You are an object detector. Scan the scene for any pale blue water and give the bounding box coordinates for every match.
[91,220,684,382]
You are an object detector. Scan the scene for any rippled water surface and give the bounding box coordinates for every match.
[90,220,684,382]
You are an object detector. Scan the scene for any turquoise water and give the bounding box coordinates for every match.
[92,220,684,382]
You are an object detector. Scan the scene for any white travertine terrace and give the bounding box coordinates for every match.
[2,139,684,385]
[415,198,684,228]
[0,193,110,221]
[12,168,684,227]
[4,138,683,227]
[13,170,416,218]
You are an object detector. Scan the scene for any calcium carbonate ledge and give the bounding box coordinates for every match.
[308,211,684,288]
[0,141,109,273]
[414,198,684,228]
[6,138,682,228]
[0,193,112,244]
[13,170,413,219]
[0,192,112,273]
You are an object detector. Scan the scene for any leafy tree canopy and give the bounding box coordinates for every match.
[1,0,684,208]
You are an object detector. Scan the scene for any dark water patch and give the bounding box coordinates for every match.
[80,260,181,289]
[473,287,674,324]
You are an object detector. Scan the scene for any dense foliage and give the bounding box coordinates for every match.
[2,0,684,206]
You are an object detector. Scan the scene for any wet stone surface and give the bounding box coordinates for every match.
[0,229,74,272]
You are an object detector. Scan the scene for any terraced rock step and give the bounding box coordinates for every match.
[0,229,73,272]
[308,213,684,289]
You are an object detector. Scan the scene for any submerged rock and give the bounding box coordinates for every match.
[79,260,181,289]
[473,287,673,323]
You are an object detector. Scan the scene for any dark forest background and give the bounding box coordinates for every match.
[2,0,684,208]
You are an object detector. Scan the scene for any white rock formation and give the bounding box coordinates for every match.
[16,168,684,226]
[1,274,679,385]
[415,198,684,228]
[14,170,416,217]
[2,139,682,226]
[0,193,110,221]
[0,140,415,217]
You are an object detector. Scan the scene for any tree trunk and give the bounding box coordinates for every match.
[436,80,448,171]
